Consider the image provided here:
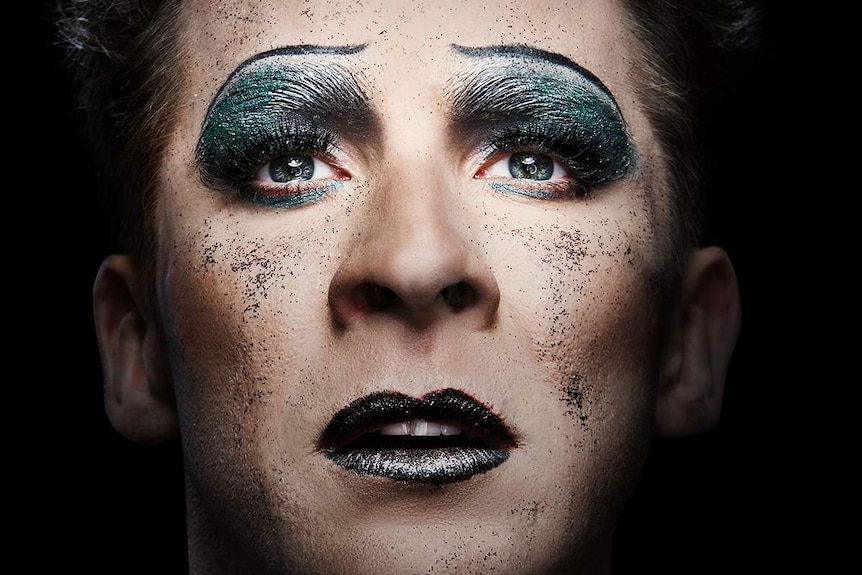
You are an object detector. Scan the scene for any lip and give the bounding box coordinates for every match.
[318,388,517,485]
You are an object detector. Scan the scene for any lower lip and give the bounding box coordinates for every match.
[325,447,510,484]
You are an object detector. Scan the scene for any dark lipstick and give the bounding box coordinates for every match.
[318,388,517,485]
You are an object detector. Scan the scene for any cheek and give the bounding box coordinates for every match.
[542,227,664,427]
[480,198,666,515]
[484,203,665,394]
[156,214,338,525]
[151,154,671,569]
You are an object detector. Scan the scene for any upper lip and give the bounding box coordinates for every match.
[317,387,518,452]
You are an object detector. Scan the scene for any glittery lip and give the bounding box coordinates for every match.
[318,388,517,485]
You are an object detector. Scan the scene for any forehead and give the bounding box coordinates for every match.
[178,0,638,108]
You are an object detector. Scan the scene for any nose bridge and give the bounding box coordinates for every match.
[328,150,500,330]
[376,165,466,301]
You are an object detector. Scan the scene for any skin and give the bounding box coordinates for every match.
[93,0,742,573]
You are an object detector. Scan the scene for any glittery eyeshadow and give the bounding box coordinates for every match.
[194,45,377,206]
[448,43,636,196]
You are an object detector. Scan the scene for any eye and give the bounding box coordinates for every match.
[255,153,339,186]
[244,152,349,207]
[474,150,583,200]
[478,151,570,182]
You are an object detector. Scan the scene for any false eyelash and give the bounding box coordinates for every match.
[480,122,631,196]
[197,119,340,193]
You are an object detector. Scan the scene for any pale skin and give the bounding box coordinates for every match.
[92,1,742,573]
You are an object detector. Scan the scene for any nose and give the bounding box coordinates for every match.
[328,180,500,331]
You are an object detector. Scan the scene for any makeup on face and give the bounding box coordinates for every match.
[448,44,636,199]
[318,388,518,485]
[195,41,636,214]
[194,45,378,208]
[192,42,639,490]
[159,1,673,566]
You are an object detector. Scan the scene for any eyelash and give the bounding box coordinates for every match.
[200,121,621,208]
[474,125,607,199]
[199,122,348,208]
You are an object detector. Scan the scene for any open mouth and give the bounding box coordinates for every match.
[318,388,517,485]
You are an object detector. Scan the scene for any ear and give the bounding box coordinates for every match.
[93,255,178,444]
[656,246,742,436]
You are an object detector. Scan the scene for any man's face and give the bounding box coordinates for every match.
[153,0,675,571]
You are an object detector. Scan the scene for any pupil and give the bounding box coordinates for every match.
[509,152,553,180]
[269,155,314,182]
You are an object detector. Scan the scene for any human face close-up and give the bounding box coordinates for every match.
[102,0,731,572]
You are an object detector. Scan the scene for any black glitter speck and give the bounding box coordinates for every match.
[562,373,589,424]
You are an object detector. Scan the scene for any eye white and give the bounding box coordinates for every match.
[255,155,338,184]
[483,153,568,180]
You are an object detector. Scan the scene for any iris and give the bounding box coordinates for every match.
[269,155,315,182]
[509,153,554,180]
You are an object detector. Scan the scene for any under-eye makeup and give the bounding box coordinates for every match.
[448,44,636,200]
[195,45,376,209]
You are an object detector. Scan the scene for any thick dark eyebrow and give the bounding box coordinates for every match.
[201,43,378,140]
[450,43,618,107]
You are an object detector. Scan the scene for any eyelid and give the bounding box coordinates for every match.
[477,152,570,181]
[254,153,342,186]
[235,148,353,209]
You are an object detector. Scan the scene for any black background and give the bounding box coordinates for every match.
[27,1,817,572]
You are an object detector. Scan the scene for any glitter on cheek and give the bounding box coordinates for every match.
[493,222,596,361]
[480,205,662,439]
[219,241,275,316]
[157,214,342,550]
[507,499,550,547]
[187,211,335,323]
[562,373,590,425]
[160,214,327,415]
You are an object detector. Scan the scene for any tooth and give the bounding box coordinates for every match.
[379,421,410,435]
[440,424,462,436]
[410,419,442,436]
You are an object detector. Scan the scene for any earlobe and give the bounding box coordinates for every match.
[93,255,178,444]
[656,247,742,436]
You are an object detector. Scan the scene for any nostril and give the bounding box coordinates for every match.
[440,281,478,313]
[357,281,478,314]
[359,282,398,312]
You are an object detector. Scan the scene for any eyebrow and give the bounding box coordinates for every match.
[211,44,367,98]
[202,44,378,140]
[445,43,627,138]
[450,43,618,107]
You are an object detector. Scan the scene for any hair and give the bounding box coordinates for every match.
[622,0,761,271]
[54,0,186,310]
[53,0,762,288]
